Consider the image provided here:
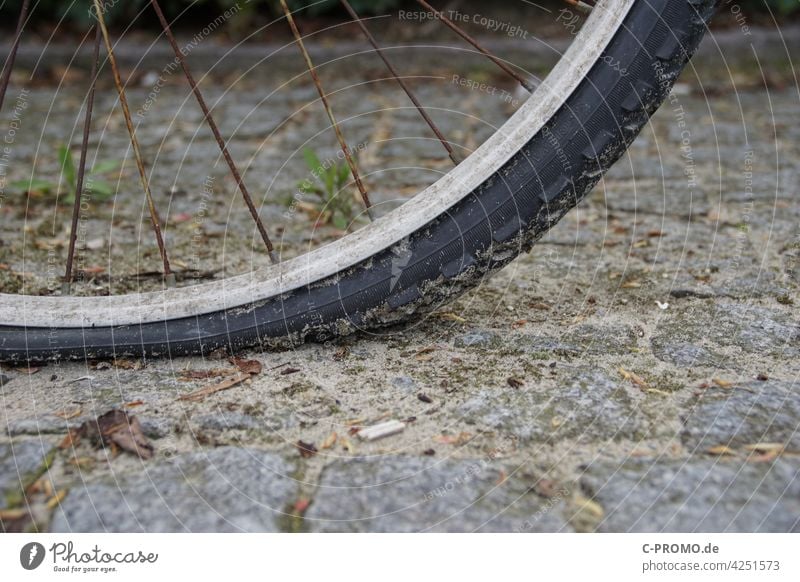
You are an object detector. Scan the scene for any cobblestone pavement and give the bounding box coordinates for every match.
[1,25,799,532]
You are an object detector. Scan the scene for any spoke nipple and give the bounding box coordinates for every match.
[269,250,280,265]
[61,282,71,296]
[366,207,377,222]
[165,273,177,288]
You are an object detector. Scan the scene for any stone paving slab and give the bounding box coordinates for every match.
[682,380,800,451]
[50,448,296,532]
[305,456,570,533]
[0,440,54,510]
[580,458,800,533]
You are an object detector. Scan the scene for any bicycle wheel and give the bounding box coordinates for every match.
[0,0,718,362]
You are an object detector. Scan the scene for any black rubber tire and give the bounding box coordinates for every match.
[0,0,719,362]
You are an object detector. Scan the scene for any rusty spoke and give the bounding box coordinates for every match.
[279,0,375,221]
[92,0,175,285]
[414,0,536,93]
[63,25,103,294]
[149,0,279,263]
[563,0,596,11]
[340,0,461,166]
[0,0,31,113]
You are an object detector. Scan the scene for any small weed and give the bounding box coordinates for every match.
[10,144,120,204]
[291,148,361,230]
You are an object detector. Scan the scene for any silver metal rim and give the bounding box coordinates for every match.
[0,0,634,328]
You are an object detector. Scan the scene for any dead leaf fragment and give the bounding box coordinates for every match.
[437,312,467,323]
[533,478,558,499]
[53,407,82,420]
[229,357,262,376]
[46,489,68,509]
[507,377,524,389]
[177,371,251,402]
[712,378,733,389]
[573,494,605,519]
[82,409,154,459]
[706,445,737,456]
[621,278,642,289]
[320,432,338,450]
[113,359,144,370]
[619,367,648,388]
[434,432,472,446]
[296,440,318,458]
[744,443,784,454]
[179,367,236,381]
[58,428,82,450]
[0,508,28,520]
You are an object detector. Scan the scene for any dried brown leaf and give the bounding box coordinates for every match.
[113,359,143,370]
[229,357,262,376]
[179,368,236,381]
[85,410,154,459]
[58,427,84,450]
[177,372,251,402]
[434,432,472,446]
[53,407,82,420]
[533,478,558,498]
[0,508,29,520]
[621,278,642,288]
[743,443,784,453]
[296,440,318,458]
[414,346,436,356]
[507,377,524,389]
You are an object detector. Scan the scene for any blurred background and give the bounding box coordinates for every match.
[1,0,798,35]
